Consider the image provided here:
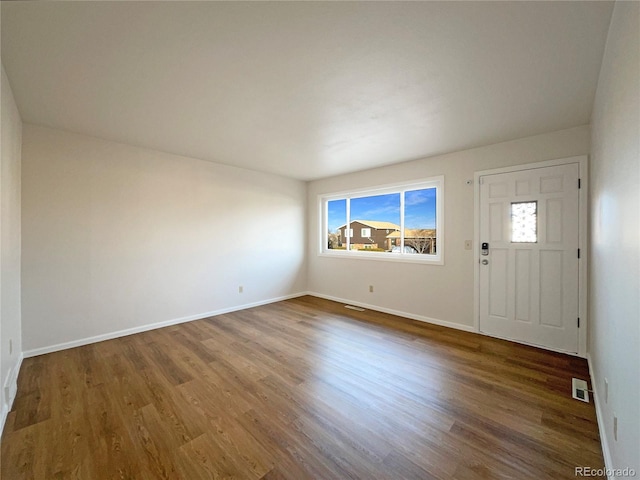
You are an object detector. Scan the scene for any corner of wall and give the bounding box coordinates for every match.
[0,353,23,435]
[587,354,614,473]
[0,62,24,437]
[587,1,640,477]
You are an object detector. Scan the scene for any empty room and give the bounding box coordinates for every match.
[1,1,638,479]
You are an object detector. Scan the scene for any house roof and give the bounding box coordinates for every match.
[338,220,400,231]
[386,229,436,239]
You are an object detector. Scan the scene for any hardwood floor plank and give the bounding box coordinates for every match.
[177,432,251,480]
[383,450,442,480]
[2,296,605,479]
[11,358,52,431]
[144,341,194,386]
[129,404,182,480]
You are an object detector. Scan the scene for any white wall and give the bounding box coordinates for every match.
[21,125,307,355]
[308,126,590,329]
[1,64,23,429]
[589,1,640,475]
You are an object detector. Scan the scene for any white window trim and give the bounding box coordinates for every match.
[319,176,444,265]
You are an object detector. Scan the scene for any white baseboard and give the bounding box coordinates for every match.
[23,292,308,358]
[1,352,24,437]
[305,291,476,333]
[587,354,614,480]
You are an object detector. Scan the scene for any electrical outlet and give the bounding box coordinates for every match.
[369,285,374,293]
[604,378,609,403]
[464,240,472,250]
[238,286,243,294]
[613,414,618,441]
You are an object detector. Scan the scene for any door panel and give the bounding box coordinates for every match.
[489,248,508,318]
[514,249,532,323]
[539,250,563,327]
[546,198,564,243]
[479,163,580,353]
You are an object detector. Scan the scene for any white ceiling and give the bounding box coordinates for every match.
[1,1,613,181]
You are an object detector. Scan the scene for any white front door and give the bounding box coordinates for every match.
[479,163,580,353]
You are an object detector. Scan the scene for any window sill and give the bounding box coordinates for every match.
[318,251,444,265]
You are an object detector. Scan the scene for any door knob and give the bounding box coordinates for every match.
[482,259,489,265]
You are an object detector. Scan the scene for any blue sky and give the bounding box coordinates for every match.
[327,188,436,232]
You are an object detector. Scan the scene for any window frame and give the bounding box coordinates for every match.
[319,176,444,265]
[510,201,538,243]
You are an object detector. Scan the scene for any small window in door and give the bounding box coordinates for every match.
[511,201,537,243]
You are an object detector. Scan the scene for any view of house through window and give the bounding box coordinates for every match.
[324,178,442,261]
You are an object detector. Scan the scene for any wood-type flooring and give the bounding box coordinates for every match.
[1,296,604,479]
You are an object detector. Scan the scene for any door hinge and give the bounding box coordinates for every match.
[578,248,581,258]
[578,178,581,189]
[578,318,580,328]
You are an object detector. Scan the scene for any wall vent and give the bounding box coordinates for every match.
[572,378,590,403]
[344,305,365,312]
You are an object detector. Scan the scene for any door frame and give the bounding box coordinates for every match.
[473,155,588,357]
